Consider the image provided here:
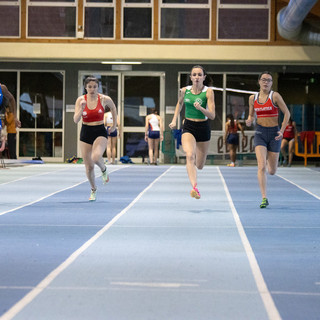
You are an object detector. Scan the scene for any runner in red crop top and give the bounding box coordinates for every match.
[281,117,297,167]
[74,76,118,202]
[245,71,290,209]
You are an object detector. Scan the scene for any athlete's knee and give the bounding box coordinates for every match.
[268,167,277,175]
[186,152,195,163]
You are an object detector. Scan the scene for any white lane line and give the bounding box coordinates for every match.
[0,167,125,217]
[276,173,320,200]
[0,166,173,320]
[217,167,282,320]
[110,281,199,288]
[0,167,69,186]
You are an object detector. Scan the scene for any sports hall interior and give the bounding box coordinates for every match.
[1,0,320,165]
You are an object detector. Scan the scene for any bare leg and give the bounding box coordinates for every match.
[148,138,154,164]
[106,138,112,163]
[255,146,268,199]
[288,139,295,165]
[281,139,288,164]
[80,141,96,190]
[91,137,108,172]
[182,133,197,187]
[111,136,117,163]
[153,139,160,164]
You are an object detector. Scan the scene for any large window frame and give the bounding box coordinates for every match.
[83,0,115,39]
[0,0,20,38]
[217,0,270,41]
[27,0,78,39]
[122,0,153,40]
[159,0,211,41]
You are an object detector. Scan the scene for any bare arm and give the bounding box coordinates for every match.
[102,95,117,133]
[73,96,86,124]
[245,95,255,127]
[169,88,186,129]
[273,91,290,139]
[145,115,150,141]
[159,115,164,141]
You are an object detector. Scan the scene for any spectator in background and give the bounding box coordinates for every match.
[224,113,246,167]
[0,83,20,128]
[281,117,297,167]
[104,108,121,165]
[145,108,163,165]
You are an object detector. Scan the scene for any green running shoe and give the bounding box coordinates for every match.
[260,198,269,208]
[101,168,109,184]
[89,189,97,201]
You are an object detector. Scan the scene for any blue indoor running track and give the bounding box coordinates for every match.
[0,164,319,320]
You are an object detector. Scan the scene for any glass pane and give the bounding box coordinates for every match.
[226,74,258,122]
[81,74,119,107]
[0,0,19,1]
[37,132,53,157]
[0,6,19,36]
[124,76,160,127]
[125,0,150,3]
[28,7,76,37]
[85,7,114,38]
[86,0,113,2]
[30,0,75,2]
[19,132,35,157]
[124,132,148,158]
[161,8,209,39]
[218,8,268,39]
[123,8,151,38]
[220,0,267,4]
[54,132,62,157]
[162,0,208,3]
[20,72,64,129]
[179,73,223,131]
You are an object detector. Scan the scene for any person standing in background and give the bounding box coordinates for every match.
[280,117,297,167]
[145,108,163,165]
[246,71,290,208]
[169,65,216,199]
[0,83,20,128]
[224,113,246,167]
[104,109,121,165]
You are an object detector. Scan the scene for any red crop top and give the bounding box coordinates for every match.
[82,94,105,123]
[228,120,238,134]
[253,91,278,118]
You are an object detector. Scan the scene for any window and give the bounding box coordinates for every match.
[160,0,211,40]
[27,0,77,38]
[217,0,270,41]
[0,0,20,37]
[122,0,152,39]
[84,0,115,38]
[19,71,64,159]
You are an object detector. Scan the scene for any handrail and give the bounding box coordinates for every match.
[294,131,320,166]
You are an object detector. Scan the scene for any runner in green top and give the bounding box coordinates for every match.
[169,65,216,199]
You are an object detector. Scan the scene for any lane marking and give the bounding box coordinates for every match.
[0,166,173,320]
[0,167,125,216]
[276,173,320,201]
[217,167,282,320]
[110,281,199,288]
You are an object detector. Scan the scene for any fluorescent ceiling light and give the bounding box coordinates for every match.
[101,61,142,65]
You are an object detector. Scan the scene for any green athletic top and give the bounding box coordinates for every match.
[184,85,208,120]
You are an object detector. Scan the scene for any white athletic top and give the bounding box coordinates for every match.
[105,112,114,126]
[148,114,160,131]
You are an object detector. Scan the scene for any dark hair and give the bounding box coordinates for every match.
[189,65,213,86]
[150,108,158,115]
[84,76,99,87]
[258,71,273,81]
[226,113,235,128]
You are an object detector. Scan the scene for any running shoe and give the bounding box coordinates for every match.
[190,184,201,199]
[260,198,269,208]
[89,189,97,201]
[227,163,235,167]
[101,168,109,184]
